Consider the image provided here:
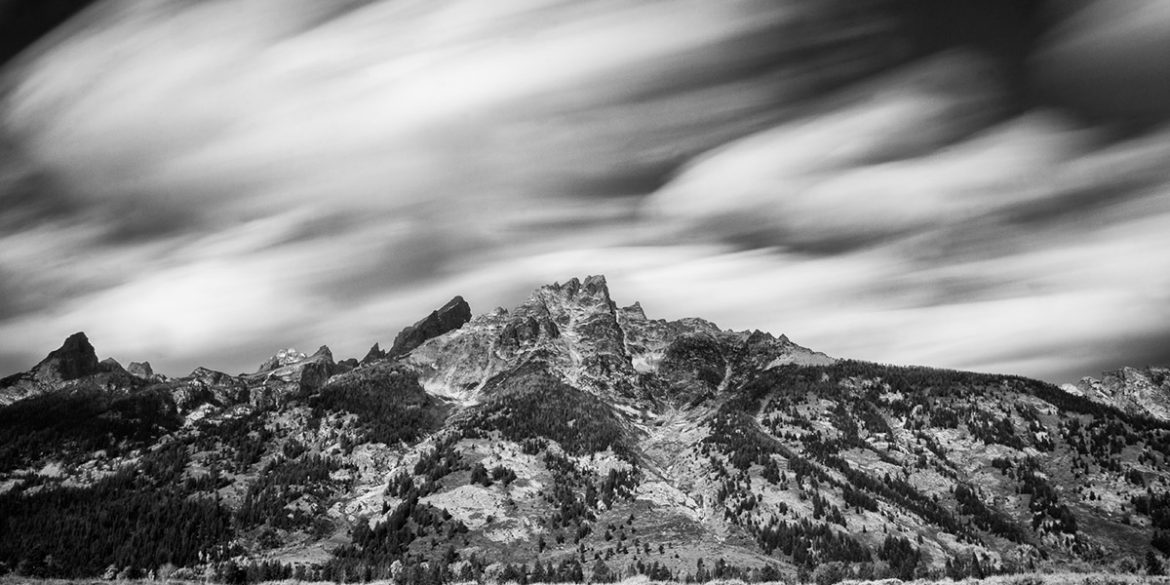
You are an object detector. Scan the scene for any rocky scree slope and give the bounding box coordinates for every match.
[0,276,1169,584]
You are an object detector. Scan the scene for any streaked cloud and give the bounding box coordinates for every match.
[1,0,1168,382]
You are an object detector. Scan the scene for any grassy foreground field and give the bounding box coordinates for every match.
[3,573,1170,585]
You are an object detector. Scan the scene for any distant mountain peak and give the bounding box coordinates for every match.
[127,361,155,379]
[124,361,168,384]
[33,331,100,382]
[257,348,308,373]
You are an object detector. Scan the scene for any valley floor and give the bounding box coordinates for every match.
[4,572,1170,585]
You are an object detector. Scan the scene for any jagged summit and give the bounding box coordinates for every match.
[394,275,634,402]
[310,345,333,361]
[361,342,386,364]
[524,274,616,318]
[127,361,155,379]
[388,295,472,358]
[539,274,612,301]
[397,274,831,404]
[621,300,647,320]
[34,331,100,382]
[257,348,308,373]
[0,331,159,405]
[0,278,827,408]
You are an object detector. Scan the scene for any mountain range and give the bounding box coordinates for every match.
[1,275,1168,584]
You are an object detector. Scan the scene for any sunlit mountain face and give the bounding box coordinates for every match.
[1,0,1169,383]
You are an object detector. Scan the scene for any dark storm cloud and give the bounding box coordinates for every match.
[0,0,1168,382]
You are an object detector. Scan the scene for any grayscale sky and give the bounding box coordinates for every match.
[1,0,1169,382]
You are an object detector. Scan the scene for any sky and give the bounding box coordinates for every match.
[1,0,1169,382]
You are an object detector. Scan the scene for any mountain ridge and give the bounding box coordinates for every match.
[1062,367,1170,423]
[0,276,1168,583]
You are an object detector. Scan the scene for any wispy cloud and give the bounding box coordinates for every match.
[1,0,1168,382]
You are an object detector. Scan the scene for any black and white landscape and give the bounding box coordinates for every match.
[2,277,1170,583]
[1,1,1170,584]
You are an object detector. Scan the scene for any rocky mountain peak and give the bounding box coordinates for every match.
[257,348,308,373]
[400,276,633,402]
[388,296,472,358]
[309,345,333,361]
[620,301,647,320]
[127,361,155,379]
[519,275,619,338]
[534,274,613,307]
[187,366,234,387]
[33,331,101,382]
[1,332,148,404]
[403,275,828,403]
[361,342,386,365]
[582,274,610,296]
[250,344,338,394]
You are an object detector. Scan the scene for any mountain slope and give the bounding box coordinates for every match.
[1063,367,1170,423]
[0,276,1168,583]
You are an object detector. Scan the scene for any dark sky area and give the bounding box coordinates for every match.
[1,0,1168,382]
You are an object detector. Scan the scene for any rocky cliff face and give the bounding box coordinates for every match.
[403,275,831,406]
[250,346,338,387]
[1064,366,1170,422]
[126,361,157,380]
[389,295,472,358]
[1,276,1169,583]
[257,348,309,373]
[0,331,129,404]
[35,331,101,382]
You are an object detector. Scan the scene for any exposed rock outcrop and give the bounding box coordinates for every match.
[257,348,308,373]
[0,332,108,404]
[402,274,833,405]
[245,345,338,405]
[33,332,101,383]
[1064,365,1170,422]
[388,296,472,358]
[361,342,387,365]
[127,361,155,380]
